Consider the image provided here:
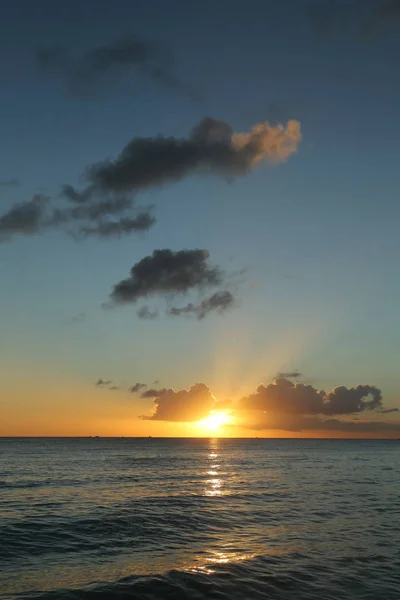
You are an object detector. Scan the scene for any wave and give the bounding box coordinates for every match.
[6,552,400,600]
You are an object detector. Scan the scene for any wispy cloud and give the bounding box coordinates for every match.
[35,33,192,98]
[307,0,400,41]
[0,178,21,187]
[130,383,147,393]
[0,190,155,243]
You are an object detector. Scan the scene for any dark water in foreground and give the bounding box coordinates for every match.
[0,438,399,599]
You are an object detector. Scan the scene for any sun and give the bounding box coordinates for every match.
[198,411,231,432]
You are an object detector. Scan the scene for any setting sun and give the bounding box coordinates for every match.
[198,411,231,432]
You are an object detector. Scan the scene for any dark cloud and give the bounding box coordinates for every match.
[0,188,155,242]
[360,0,400,39]
[0,194,49,241]
[240,377,385,416]
[79,213,155,238]
[130,383,147,393]
[137,306,159,320]
[168,290,234,319]
[307,0,400,41]
[140,383,216,422]
[276,370,302,379]
[241,412,400,435]
[109,386,120,391]
[141,388,168,399]
[109,248,233,319]
[95,378,112,387]
[87,116,301,195]
[35,34,190,98]
[380,408,399,414]
[0,178,21,187]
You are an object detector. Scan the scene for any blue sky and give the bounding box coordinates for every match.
[1,0,400,434]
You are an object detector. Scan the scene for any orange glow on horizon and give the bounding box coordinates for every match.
[197,411,232,434]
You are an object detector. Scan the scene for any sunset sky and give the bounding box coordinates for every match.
[1,0,400,437]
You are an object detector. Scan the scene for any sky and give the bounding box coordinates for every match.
[1,0,400,437]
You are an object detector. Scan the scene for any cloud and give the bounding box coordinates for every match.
[0,178,21,187]
[78,213,155,238]
[276,370,302,379]
[239,377,385,416]
[241,412,400,435]
[168,290,234,319]
[130,383,147,393]
[87,116,301,195]
[35,33,190,98]
[0,194,50,240]
[141,388,168,398]
[140,383,216,421]
[131,375,398,432]
[71,312,86,323]
[307,0,400,41]
[95,378,112,387]
[0,189,155,242]
[137,306,159,319]
[360,0,400,39]
[380,408,399,414]
[109,248,234,319]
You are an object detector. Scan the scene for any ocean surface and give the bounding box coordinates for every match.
[0,438,399,600]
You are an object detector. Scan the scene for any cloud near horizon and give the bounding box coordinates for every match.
[140,383,216,421]
[239,377,383,416]
[35,33,191,98]
[108,248,235,319]
[137,376,399,435]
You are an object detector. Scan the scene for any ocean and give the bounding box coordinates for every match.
[0,438,399,599]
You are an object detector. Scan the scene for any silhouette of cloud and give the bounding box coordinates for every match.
[241,412,400,435]
[239,377,384,416]
[380,408,399,414]
[132,375,398,432]
[0,178,21,187]
[168,290,234,319]
[141,388,168,399]
[95,378,112,387]
[35,33,190,98]
[0,195,50,241]
[0,189,154,242]
[276,370,302,379]
[109,248,234,319]
[130,383,147,393]
[140,383,216,421]
[87,116,301,195]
